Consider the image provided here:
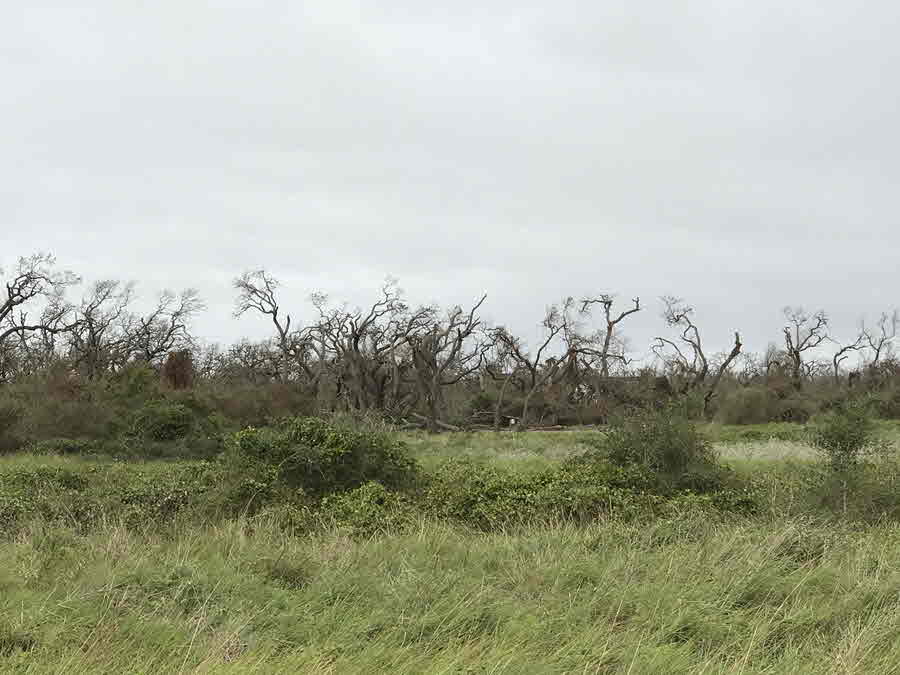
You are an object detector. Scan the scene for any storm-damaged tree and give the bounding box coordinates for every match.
[652,296,742,417]
[309,280,435,415]
[67,280,204,378]
[406,294,490,432]
[578,294,641,378]
[0,253,79,382]
[66,280,135,378]
[481,340,528,431]
[492,298,587,431]
[829,326,867,385]
[782,307,829,389]
[233,269,314,382]
[861,309,899,381]
[129,288,204,364]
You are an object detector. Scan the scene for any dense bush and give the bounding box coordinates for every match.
[421,458,661,529]
[320,481,417,537]
[809,399,883,473]
[590,407,725,491]
[225,416,420,499]
[0,461,221,533]
[129,401,195,441]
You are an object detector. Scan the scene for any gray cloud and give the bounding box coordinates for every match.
[3,0,899,357]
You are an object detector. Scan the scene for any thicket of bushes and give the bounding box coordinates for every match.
[4,401,898,540]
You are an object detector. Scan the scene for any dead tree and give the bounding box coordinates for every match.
[310,280,434,415]
[862,309,899,377]
[652,297,742,417]
[481,343,527,432]
[407,295,489,431]
[232,269,336,395]
[234,270,297,364]
[0,254,79,363]
[67,281,203,378]
[67,280,135,378]
[492,299,582,431]
[653,297,709,392]
[579,294,641,378]
[783,307,828,389]
[830,329,866,385]
[129,289,204,364]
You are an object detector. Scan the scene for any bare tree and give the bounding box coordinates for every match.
[492,298,582,430]
[67,280,136,378]
[0,254,79,358]
[481,341,527,431]
[234,270,298,362]
[782,307,829,389]
[653,297,742,416]
[579,294,641,378]
[830,328,866,385]
[67,281,204,378]
[862,309,899,370]
[408,295,490,431]
[129,289,205,364]
[310,280,435,414]
[653,297,709,392]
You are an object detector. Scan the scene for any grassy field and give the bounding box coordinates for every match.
[2,423,900,673]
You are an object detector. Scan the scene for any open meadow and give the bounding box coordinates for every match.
[2,418,900,674]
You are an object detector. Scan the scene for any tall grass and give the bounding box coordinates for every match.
[1,515,899,673]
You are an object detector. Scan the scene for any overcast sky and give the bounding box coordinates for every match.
[3,1,898,362]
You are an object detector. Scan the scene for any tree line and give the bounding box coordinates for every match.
[2,253,898,430]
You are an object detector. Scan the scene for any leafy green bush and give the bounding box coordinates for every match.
[594,407,725,491]
[130,402,195,441]
[809,400,883,473]
[225,416,420,498]
[420,456,757,531]
[320,482,416,537]
[0,461,220,533]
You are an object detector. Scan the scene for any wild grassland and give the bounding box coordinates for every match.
[3,514,900,674]
[2,421,900,673]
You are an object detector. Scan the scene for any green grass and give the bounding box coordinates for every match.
[2,425,900,672]
[2,515,900,673]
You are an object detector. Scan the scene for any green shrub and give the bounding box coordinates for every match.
[594,407,724,491]
[225,416,420,498]
[130,401,194,441]
[321,482,416,537]
[809,400,883,473]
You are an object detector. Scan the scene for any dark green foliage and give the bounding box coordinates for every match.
[0,400,22,453]
[321,482,417,537]
[27,438,100,456]
[0,461,220,534]
[226,417,420,498]
[129,401,195,441]
[591,407,725,492]
[421,458,657,529]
